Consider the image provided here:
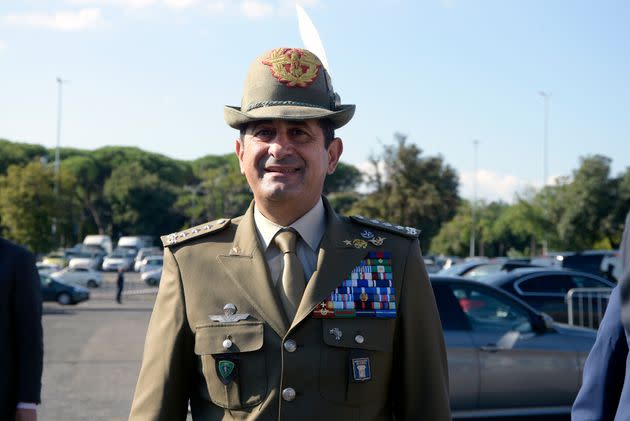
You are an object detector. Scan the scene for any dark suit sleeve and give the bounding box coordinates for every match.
[14,248,43,404]
[572,285,627,420]
[392,239,451,420]
[129,247,194,420]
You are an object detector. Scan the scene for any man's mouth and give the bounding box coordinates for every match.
[265,165,301,174]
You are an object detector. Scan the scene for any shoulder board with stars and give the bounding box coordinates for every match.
[161,218,231,248]
[349,215,421,239]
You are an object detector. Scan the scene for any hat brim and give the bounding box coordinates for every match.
[224,104,355,130]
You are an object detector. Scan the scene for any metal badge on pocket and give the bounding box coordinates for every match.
[350,349,371,382]
[209,303,249,323]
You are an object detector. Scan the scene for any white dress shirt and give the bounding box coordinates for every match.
[254,198,326,284]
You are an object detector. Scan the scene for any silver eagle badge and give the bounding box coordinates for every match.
[209,303,249,323]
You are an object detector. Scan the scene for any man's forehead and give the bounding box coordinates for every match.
[246,119,319,130]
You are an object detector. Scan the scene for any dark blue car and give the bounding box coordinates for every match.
[40,273,90,305]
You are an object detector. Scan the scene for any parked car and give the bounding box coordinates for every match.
[41,250,71,268]
[533,250,621,282]
[562,250,620,282]
[423,257,442,274]
[138,255,164,273]
[431,275,596,418]
[460,260,542,280]
[40,273,90,305]
[68,250,106,270]
[36,262,62,276]
[134,247,162,271]
[480,268,615,324]
[141,267,162,286]
[438,258,536,279]
[102,247,138,271]
[51,267,103,288]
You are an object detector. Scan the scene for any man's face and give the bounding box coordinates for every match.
[236,119,342,209]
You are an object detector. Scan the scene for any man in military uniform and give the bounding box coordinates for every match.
[130,47,451,420]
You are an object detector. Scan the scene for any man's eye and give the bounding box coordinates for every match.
[255,129,273,137]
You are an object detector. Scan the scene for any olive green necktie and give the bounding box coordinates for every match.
[274,229,306,321]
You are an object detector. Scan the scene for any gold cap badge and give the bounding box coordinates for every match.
[262,48,321,88]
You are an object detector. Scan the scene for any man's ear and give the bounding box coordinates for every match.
[327,138,343,174]
[235,139,245,175]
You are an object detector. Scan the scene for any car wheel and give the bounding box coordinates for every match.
[87,280,97,288]
[57,293,72,305]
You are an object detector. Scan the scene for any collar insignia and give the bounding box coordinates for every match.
[360,230,375,239]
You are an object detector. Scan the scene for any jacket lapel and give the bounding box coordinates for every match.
[290,199,368,331]
[217,203,290,338]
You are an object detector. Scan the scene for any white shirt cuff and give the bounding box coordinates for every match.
[17,402,38,410]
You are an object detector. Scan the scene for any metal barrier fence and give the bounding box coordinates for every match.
[566,288,612,329]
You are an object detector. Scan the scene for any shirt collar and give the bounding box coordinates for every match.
[254,198,326,253]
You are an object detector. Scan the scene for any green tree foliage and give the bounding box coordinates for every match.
[349,133,460,251]
[554,155,617,250]
[433,155,630,256]
[0,139,48,174]
[490,195,550,256]
[63,155,110,236]
[430,201,473,256]
[104,162,184,236]
[176,154,252,226]
[324,162,362,194]
[0,161,77,252]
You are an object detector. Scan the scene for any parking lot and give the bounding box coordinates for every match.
[40,272,169,421]
[39,272,570,421]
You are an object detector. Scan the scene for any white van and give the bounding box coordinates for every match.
[117,236,153,254]
[83,235,113,255]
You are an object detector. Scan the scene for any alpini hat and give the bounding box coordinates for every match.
[224,47,355,130]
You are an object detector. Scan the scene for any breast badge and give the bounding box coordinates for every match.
[209,303,249,323]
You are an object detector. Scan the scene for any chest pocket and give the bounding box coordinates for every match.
[319,318,396,406]
[194,321,267,409]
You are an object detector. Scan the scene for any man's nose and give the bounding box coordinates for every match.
[267,132,293,158]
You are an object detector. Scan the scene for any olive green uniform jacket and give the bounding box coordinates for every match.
[129,199,451,420]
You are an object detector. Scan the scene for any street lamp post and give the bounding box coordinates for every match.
[469,139,479,257]
[538,91,551,187]
[538,91,551,255]
[54,77,66,194]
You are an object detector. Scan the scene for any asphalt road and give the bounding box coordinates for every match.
[38,272,571,421]
[40,272,162,421]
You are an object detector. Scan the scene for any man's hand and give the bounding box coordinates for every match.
[15,408,37,421]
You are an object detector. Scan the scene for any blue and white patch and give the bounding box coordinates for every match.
[352,357,371,382]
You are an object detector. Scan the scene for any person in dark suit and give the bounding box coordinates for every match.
[0,237,44,421]
[573,210,630,420]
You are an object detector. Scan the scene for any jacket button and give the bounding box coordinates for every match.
[282,387,296,402]
[283,339,297,353]
[222,338,233,349]
[354,334,365,344]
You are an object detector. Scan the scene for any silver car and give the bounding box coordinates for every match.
[141,267,162,286]
[431,276,595,418]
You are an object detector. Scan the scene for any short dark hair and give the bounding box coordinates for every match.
[239,119,336,149]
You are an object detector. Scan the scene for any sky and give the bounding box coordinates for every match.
[1,0,629,203]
